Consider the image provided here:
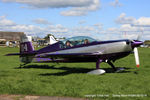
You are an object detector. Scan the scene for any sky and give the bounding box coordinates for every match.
[0,0,150,40]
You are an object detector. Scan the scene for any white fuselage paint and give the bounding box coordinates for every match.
[39,41,132,56]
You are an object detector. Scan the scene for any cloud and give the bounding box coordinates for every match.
[72,26,95,34]
[71,14,150,40]
[78,20,86,24]
[5,24,68,35]
[115,13,137,24]
[61,0,100,16]
[110,0,122,7]
[0,24,43,33]
[0,15,16,26]
[60,10,87,16]
[47,24,69,33]
[0,15,149,40]
[2,0,93,8]
[2,0,100,16]
[115,13,150,40]
[32,18,51,25]
[0,16,69,37]
[120,24,142,32]
[108,13,150,39]
[106,27,119,33]
[115,13,150,37]
[116,13,150,27]
[93,23,103,30]
[138,17,150,25]
[132,17,150,27]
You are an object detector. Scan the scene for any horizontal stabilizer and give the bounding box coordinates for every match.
[5,53,21,56]
[5,52,36,56]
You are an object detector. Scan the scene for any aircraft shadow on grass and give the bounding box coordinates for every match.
[15,64,132,76]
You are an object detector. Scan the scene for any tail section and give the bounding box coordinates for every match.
[6,34,35,64]
[20,35,35,63]
[20,35,34,53]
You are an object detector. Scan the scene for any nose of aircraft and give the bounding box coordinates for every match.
[131,40,143,48]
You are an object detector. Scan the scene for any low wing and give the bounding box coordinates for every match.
[32,52,103,63]
[35,52,103,58]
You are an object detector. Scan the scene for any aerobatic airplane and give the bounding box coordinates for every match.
[6,34,143,74]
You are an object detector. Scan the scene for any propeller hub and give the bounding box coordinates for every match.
[131,40,143,48]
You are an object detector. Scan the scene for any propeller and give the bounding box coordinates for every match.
[123,32,143,68]
[132,34,143,67]
[133,47,140,67]
[137,33,142,41]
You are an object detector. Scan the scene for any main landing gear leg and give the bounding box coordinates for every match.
[107,60,117,71]
[96,59,103,69]
[107,60,125,72]
[87,59,105,75]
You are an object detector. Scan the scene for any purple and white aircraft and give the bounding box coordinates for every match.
[6,35,143,74]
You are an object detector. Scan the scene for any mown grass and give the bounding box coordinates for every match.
[0,47,150,100]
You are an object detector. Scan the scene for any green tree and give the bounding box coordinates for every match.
[44,34,52,40]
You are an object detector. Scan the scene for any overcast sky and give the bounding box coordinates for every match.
[0,0,150,40]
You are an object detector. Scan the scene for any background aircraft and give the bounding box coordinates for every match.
[6,34,143,74]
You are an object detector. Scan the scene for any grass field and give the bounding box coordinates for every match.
[0,47,150,100]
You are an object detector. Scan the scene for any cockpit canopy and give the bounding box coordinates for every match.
[60,36,97,48]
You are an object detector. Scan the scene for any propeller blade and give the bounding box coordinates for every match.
[137,34,141,41]
[134,47,140,67]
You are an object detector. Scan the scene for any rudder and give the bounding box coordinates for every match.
[20,35,34,63]
[20,35,34,53]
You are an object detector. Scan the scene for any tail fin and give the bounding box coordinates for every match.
[20,35,34,53]
[20,35,34,63]
[49,35,58,45]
